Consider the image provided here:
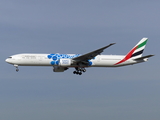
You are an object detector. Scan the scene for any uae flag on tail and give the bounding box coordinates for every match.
[115,38,148,65]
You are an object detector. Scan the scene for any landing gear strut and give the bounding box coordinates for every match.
[14,65,19,72]
[73,67,86,75]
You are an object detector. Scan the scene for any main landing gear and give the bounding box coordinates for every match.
[73,67,86,75]
[14,65,19,72]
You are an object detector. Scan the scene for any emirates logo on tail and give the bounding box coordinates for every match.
[115,38,148,65]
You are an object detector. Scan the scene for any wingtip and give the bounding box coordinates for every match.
[111,43,116,45]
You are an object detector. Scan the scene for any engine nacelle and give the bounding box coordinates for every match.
[53,66,68,72]
[59,59,72,67]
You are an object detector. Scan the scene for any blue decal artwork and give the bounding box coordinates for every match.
[48,54,81,65]
[48,53,93,66]
[88,60,92,66]
[47,55,52,59]
[52,56,57,61]
[56,61,59,65]
[51,61,55,65]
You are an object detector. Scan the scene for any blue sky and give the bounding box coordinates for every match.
[0,0,159,120]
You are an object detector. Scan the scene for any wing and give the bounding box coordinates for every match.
[72,43,116,62]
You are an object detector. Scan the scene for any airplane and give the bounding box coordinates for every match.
[5,38,154,75]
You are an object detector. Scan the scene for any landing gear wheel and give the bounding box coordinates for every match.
[76,71,79,74]
[82,69,86,72]
[79,72,82,75]
[16,68,19,72]
[73,67,86,75]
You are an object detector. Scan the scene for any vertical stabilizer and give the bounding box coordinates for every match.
[130,38,148,59]
[115,38,148,65]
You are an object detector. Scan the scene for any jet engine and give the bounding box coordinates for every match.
[53,66,68,72]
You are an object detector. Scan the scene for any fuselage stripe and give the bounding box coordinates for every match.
[114,46,138,65]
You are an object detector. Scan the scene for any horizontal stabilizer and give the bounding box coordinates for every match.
[134,55,154,61]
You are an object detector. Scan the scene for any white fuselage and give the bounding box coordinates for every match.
[5,53,145,67]
[5,38,153,75]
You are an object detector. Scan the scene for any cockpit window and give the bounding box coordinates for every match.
[8,57,12,59]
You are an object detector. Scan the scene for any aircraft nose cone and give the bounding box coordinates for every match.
[5,58,12,64]
[5,58,9,63]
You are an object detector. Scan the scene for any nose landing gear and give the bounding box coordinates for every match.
[16,68,19,72]
[14,65,19,72]
[73,67,86,75]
